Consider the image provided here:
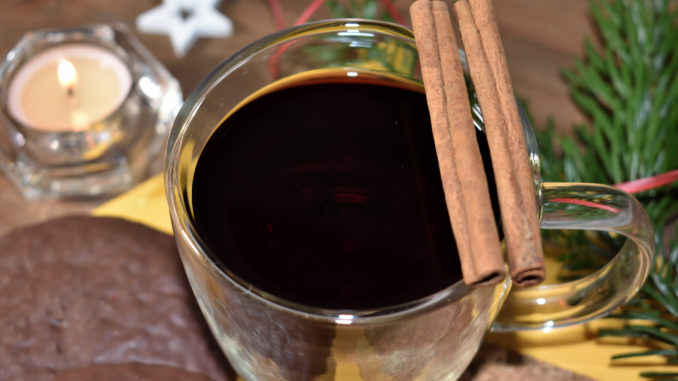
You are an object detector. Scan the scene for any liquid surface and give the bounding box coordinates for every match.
[192,75,497,309]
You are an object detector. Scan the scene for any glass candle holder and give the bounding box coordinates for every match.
[0,23,182,200]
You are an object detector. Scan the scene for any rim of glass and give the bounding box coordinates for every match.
[166,18,511,323]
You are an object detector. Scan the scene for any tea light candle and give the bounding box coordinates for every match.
[7,44,132,132]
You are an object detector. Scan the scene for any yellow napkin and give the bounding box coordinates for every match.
[93,174,172,234]
[487,322,672,381]
[93,174,675,381]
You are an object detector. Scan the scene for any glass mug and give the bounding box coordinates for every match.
[165,20,653,381]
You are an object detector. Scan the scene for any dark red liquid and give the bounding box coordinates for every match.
[191,77,498,309]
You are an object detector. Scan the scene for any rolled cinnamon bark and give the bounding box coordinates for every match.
[454,0,544,287]
[410,0,505,287]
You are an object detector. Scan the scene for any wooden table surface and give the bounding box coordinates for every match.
[0,1,595,379]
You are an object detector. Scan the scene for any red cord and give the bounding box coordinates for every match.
[270,0,406,30]
[614,169,678,195]
[268,0,286,30]
[548,169,678,214]
[268,0,326,78]
[294,0,327,26]
[550,198,621,213]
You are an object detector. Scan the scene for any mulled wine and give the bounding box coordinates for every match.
[191,71,499,309]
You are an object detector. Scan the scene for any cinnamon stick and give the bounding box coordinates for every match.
[454,0,544,287]
[410,0,505,287]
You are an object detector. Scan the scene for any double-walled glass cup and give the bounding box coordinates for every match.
[165,20,653,381]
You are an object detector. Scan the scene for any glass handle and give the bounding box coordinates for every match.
[492,182,654,331]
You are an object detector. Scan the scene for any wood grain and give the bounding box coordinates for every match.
[493,0,594,132]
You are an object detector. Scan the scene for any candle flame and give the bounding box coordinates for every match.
[57,58,77,94]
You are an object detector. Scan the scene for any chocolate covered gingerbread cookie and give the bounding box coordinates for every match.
[0,216,233,381]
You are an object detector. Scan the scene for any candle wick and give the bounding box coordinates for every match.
[57,57,77,103]
[65,85,77,106]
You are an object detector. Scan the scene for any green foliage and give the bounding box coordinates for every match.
[535,0,678,377]
[326,0,395,22]
[598,243,678,378]
[538,0,678,242]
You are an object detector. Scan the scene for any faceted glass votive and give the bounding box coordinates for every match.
[0,23,182,200]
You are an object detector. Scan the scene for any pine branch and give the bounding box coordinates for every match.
[536,0,678,377]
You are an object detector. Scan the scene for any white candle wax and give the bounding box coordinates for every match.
[7,44,132,132]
